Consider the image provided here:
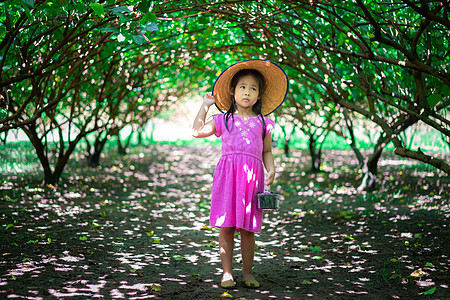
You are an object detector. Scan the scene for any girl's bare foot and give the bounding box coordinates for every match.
[242,273,260,288]
[220,273,235,289]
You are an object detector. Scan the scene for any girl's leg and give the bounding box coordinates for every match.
[240,229,258,285]
[219,227,235,283]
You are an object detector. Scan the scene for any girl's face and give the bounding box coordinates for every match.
[233,74,259,112]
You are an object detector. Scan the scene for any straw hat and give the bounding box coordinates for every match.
[212,59,288,116]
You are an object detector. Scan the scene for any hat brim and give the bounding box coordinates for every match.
[212,59,288,116]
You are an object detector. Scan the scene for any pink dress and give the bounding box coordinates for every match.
[210,114,275,233]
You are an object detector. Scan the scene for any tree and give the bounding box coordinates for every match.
[210,0,450,184]
[0,0,163,183]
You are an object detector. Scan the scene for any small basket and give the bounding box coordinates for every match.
[257,191,280,211]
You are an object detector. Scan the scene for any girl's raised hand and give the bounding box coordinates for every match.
[203,92,216,107]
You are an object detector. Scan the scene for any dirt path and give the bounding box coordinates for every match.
[1,144,449,299]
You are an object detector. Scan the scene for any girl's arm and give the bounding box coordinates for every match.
[262,133,275,185]
[192,92,216,138]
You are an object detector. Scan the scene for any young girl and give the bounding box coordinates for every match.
[192,59,288,289]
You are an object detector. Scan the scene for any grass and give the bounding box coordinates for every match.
[0,128,448,177]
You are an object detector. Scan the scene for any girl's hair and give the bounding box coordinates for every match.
[224,69,267,138]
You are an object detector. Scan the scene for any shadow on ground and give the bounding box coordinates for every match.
[1,144,449,299]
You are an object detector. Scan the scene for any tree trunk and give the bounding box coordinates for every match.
[52,133,83,181]
[86,133,108,167]
[357,135,386,192]
[23,122,83,185]
[117,132,126,155]
[116,128,134,155]
[22,123,55,184]
[284,137,291,157]
[343,108,364,168]
[137,127,143,145]
[308,135,321,172]
[87,147,103,167]
[0,130,7,145]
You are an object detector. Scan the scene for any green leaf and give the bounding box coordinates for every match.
[141,12,158,24]
[19,0,34,9]
[92,222,102,228]
[90,3,105,18]
[427,93,441,108]
[142,22,158,32]
[172,255,185,261]
[338,32,346,46]
[5,224,14,230]
[310,246,323,252]
[198,16,209,25]
[113,12,132,22]
[204,26,215,36]
[110,6,131,14]
[138,0,151,13]
[100,27,120,33]
[132,35,146,45]
[202,241,216,247]
[79,236,88,241]
[423,287,436,295]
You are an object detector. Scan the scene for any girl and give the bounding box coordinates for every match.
[192,59,288,289]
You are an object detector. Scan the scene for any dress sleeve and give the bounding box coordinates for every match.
[264,117,275,136]
[212,114,223,137]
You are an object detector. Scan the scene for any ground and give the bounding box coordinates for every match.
[0,143,449,299]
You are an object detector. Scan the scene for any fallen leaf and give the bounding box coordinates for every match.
[202,241,216,247]
[221,291,233,298]
[172,255,185,261]
[310,246,323,252]
[151,284,161,292]
[423,287,436,295]
[410,269,425,278]
[92,222,102,228]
